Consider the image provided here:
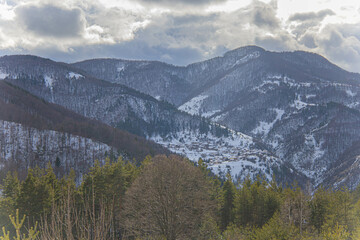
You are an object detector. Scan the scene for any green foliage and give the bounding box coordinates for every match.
[321,223,350,240]
[235,176,281,228]
[3,156,360,239]
[198,214,221,240]
[1,172,20,199]
[221,224,251,240]
[0,209,39,240]
[16,168,54,225]
[251,213,299,240]
[0,172,20,232]
[309,186,331,232]
[220,174,236,231]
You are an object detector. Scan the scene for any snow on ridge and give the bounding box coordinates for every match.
[68,72,84,80]
[232,51,260,67]
[178,95,208,116]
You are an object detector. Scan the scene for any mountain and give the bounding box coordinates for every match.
[0,80,168,180]
[73,46,360,189]
[0,54,299,185]
[73,59,189,106]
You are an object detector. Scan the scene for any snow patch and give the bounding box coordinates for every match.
[291,95,317,110]
[68,72,84,80]
[0,69,9,80]
[232,51,260,67]
[44,75,54,90]
[267,73,282,79]
[347,102,359,108]
[178,95,208,116]
[252,108,284,136]
[202,110,221,118]
[212,112,228,122]
[305,134,325,160]
[306,94,316,99]
[253,78,281,93]
[282,76,312,88]
[117,63,125,72]
[346,89,357,97]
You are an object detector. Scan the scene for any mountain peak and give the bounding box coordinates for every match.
[223,45,265,58]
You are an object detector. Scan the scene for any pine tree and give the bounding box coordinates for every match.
[220,174,236,231]
[309,186,331,233]
[1,172,20,199]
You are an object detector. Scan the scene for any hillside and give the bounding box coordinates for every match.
[0,54,300,185]
[0,80,168,179]
[73,46,360,189]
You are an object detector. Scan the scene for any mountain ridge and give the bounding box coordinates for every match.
[71,45,360,189]
[2,46,360,188]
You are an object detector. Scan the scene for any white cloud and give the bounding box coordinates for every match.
[0,0,359,73]
[0,1,15,20]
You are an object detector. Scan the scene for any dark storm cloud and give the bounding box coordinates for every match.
[288,9,335,22]
[15,4,85,38]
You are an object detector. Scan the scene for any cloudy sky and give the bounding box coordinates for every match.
[0,0,359,72]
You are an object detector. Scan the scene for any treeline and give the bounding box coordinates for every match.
[1,155,360,239]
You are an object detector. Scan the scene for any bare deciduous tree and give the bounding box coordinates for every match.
[122,155,215,240]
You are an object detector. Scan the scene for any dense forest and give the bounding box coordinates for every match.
[1,155,360,239]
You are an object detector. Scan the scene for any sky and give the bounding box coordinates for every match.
[0,0,359,73]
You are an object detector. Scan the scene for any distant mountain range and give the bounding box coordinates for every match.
[1,46,359,189]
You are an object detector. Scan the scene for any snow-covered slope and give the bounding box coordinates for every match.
[0,120,112,178]
[0,79,168,177]
[0,54,301,185]
[73,46,360,189]
[151,129,293,183]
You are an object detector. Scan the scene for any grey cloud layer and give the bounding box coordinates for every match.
[288,9,335,22]
[252,0,279,29]
[16,4,85,38]
[0,0,359,73]
[134,0,226,7]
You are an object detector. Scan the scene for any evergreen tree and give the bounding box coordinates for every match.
[16,168,52,225]
[309,186,331,233]
[220,174,236,231]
